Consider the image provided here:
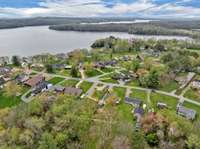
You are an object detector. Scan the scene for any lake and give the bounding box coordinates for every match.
[0,26,191,57]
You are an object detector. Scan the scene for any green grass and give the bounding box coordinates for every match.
[183,101,200,120]
[56,69,71,77]
[184,88,200,102]
[85,69,102,78]
[48,77,65,85]
[100,78,118,84]
[126,80,140,87]
[159,81,179,92]
[0,86,30,109]
[116,103,134,122]
[60,79,79,87]
[92,90,105,100]
[112,87,126,99]
[101,67,115,73]
[151,93,179,110]
[79,81,93,93]
[130,89,147,101]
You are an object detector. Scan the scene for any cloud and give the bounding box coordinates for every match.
[0,0,199,18]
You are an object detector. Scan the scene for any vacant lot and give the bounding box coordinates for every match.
[60,79,79,87]
[48,77,65,85]
[79,81,93,93]
[151,93,179,110]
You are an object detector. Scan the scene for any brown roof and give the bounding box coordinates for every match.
[25,75,45,87]
[64,87,82,96]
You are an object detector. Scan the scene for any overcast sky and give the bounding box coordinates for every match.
[0,0,200,18]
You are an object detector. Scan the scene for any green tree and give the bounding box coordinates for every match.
[12,56,21,67]
[145,133,159,146]
[71,66,78,77]
[3,81,22,97]
[46,64,54,73]
[147,70,159,88]
[132,59,140,72]
[38,132,57,149]
[186,134,200,149]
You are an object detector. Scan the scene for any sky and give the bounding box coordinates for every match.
[0,0,200,18]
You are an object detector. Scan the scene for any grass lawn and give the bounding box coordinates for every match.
[130,89,147,103]
[101,67,115,73]
[85,69,102,78]
[126,80,140,87]
[60,79,79,87]
[112,87,126,99]
[100,78,118,84]
[184,88,200,102]
[0,86,30,109]
[159,81,179,92]
[183,101,200,120]
[92,90,106,100]
[151,93,179,110]
[56,69,71,77]
[48,77,65,85]
[79,81,93,93]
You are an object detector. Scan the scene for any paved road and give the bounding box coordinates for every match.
[22,70,200,107]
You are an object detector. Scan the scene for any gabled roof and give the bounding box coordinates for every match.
[134,107,144,115]
[25,75,45,87]
[64,87,82,96]
[177,106,196,120]
[125,97,142,106]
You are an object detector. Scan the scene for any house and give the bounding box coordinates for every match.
[191,80,200,90]
[125,97,142,107]
[51,64,66,70]
[175,72,195,89]
[54,85,65,93]
[65,65,72,70]
[94,62,106,69]
[133,107,144,131]
[177,104,196,120]
[136,54,144,61]
[0,66,12,76]
[16,74,29,83]
[64,87,83,96]
[25,75,45,87]
[112,72,132,83]
[0,57,9,66]
[122,55,131,61]
[157,102,168,109]
[32,81,52,95]
[0,77,5,89]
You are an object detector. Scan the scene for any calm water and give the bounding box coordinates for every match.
[0,26,191,57]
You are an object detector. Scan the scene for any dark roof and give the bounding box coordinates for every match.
[0,67,11,75]
[134,107,144,115]
[32,81,48,94]
[0,77,5,85]
[51,64,66,69]
[125,97,142,106]
[64,87,82,96]
[16,74,29,83]
[25,75,45,87]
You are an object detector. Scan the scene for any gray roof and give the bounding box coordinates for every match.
[64,87,82,96]
[177,106,196,120]
[54,85,65,92]
[125,97,142,106]
[0,77,5,85]
[134,107,144,115]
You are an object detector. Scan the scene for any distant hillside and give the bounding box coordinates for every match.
[49,22,200,39]
[0,17,142,29]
